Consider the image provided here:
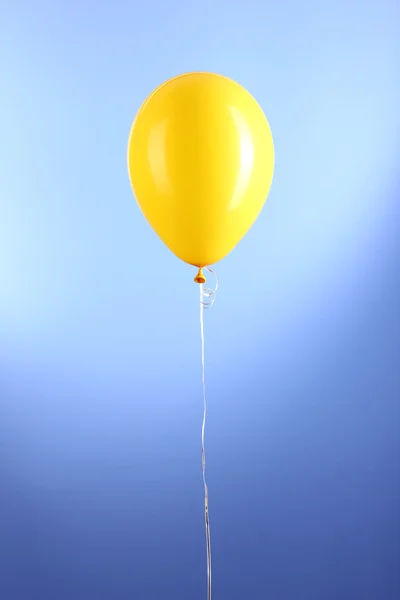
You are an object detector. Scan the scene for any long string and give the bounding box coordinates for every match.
[199,268,218,600]
[200,287,211,600]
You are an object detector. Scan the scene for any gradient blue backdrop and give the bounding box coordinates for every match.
[1,1,399,598]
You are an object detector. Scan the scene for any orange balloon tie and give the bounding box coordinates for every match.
[194,268,206,284]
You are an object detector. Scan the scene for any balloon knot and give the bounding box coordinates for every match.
[194,268,206,284]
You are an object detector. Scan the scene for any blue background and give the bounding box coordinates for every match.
[1,0,399,598]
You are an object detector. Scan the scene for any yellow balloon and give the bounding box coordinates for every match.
[127,72,274,269]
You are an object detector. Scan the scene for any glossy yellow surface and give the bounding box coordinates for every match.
[127,72,274,267]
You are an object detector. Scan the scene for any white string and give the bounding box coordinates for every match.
[200,267,219,310]
[199,267,218,600]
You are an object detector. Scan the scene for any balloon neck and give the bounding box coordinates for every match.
[194,268,206,285]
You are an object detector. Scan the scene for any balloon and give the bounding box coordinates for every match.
[127,72,274,271]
